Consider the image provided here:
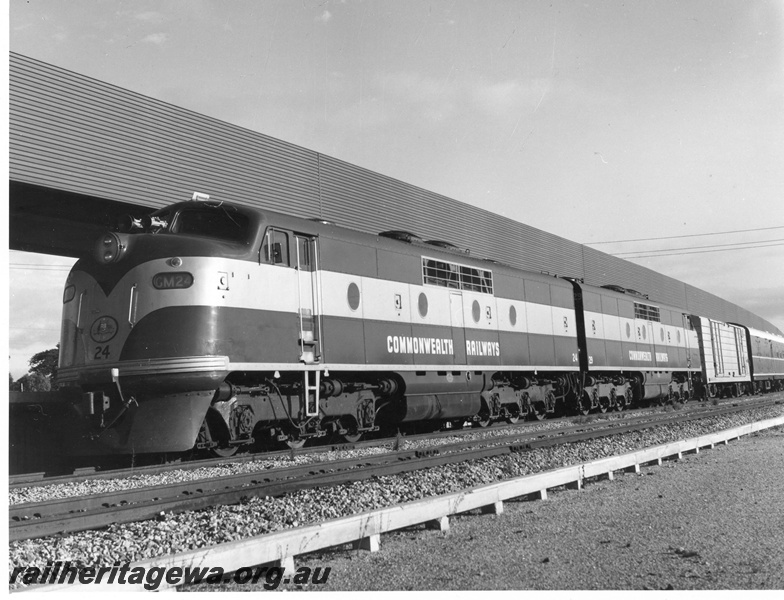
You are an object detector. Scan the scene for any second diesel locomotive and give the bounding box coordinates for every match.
[56,194,784,457]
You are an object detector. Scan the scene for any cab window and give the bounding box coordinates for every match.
[170,207,250,243]
[296,236,314,271]
[261,229,290,266]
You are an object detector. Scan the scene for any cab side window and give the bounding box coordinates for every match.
[297,235,313,270]
[261,229,290,266]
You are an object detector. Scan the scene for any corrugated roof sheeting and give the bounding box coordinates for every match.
[9,52,781,335]
[685,286,738,324]
[319,155,587,278]
[582,246,689,307]
[10,53,321,215]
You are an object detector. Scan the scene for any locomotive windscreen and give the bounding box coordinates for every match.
[169,206,251,244]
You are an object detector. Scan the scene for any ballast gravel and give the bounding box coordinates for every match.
[281,425,784,591]
[9,404,784,590]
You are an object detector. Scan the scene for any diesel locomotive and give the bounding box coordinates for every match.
[56,194,784,457]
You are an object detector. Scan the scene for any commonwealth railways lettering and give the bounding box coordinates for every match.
[387,335,454,355]
[385,336,502,357]
[628,351,670,362]
[466,340,501,357]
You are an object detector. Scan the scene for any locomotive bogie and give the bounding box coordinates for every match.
[579,383,633,413]
[209,378,381,448]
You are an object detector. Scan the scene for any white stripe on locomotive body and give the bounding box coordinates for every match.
[582,308,699,371]
[65,254,578,372]
[584,310,692,348]
[123,257,578,341]
[322,269,576,338]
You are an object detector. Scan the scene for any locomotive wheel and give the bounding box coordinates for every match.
[505,405,522,424]
[212,445,239,458]
[577,394,591,416]
[473,414,492,428]
[617,388,632,411]
[598,397,610,413]
[197,414,239,458]
[285,436,306,449]
[342,431,363,444]
[530,402,547,421]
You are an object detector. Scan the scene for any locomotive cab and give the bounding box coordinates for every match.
[58,198,265,456]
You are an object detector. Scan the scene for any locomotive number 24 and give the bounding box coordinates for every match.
[94,346,111,360]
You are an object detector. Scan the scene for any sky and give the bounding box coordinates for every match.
[6,0,784,379]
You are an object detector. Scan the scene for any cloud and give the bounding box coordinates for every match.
[375,71,561,127]
[375,71,459,124]
[142,33,168,45]
[135,11,166,25]
[317,10,332,23]
[473,78,554,117]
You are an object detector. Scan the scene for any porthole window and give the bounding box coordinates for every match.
[418,292,428,318]
[509,305,517,326]
[472,300,481,323]
[347,282,360,311]
[625,323,631,339]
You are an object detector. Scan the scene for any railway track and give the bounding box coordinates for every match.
[9,393,773,489]
[10,396,781,542]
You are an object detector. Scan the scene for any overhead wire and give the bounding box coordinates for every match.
[585,225,784,245]
[620,241,784,259]
[613,237,784,258]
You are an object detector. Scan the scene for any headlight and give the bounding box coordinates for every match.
[94,232,128,264]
